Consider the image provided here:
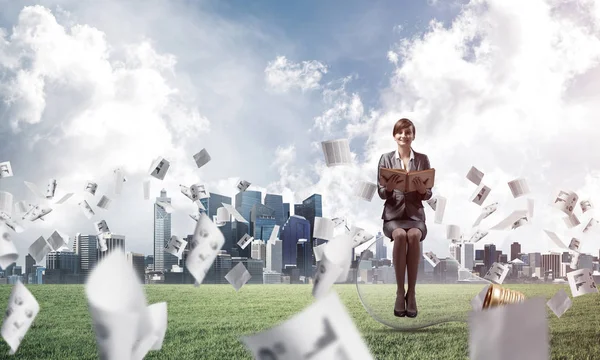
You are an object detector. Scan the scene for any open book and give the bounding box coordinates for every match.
[379,167,435,192]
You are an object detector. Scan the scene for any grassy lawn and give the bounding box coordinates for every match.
[0,284,598,359]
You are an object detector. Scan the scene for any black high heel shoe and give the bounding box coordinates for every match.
[406,295,418,318]
[394,294,407,317]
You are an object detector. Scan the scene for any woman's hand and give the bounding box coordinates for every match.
[385,175,398,192]
[413,176,427,194]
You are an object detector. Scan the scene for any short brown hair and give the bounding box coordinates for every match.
[393,118,416,137]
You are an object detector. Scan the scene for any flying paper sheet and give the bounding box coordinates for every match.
[237,234,254,250]
[425,197,437,211]
[472,201,498,227]
[221,203,248,223]
[45,231,66,251]
[0,162,13,178]
[466,166,484,185]
[164,236,187,259]
[469,229,489,243]
[353,181,377,202]
[0,192,13,218]
[79,200,95,219]
[241,291,374,360]
[215,207,230,225]
[546,289,572,318]
[446,225,461,240]
[312,252,345,299]
[507,178,530,198]
[0,229,18,270]
[470,184,491,206]
[225,262,252,292]
[156,201,175,214]
[314,217,335,241]
[527,198,534,218]
[569,251,580,269]
[511,215,528,230]
[85,250,161,360]
[348,227,374,248]
[14,201,29,215]
[551,190,578,215]
[468,298,548,360]
[189,213,201,222]
[484,262,509,284]
[237,180,251,192]
[46,179,57,199]
[313,243,327,262]
[0,214,24,234]
[84,181,98,196]
[583,218,599,233]
[97,195,112,210]
[434,196,447,224]
[543,230,567,250]
[22,205,52,222]
[563,213,580,229]
[54,193,73,205]
[580,200,593,214]
[1,281,40,355]
[186,213,225,285]
[490,210,528,231]
[149,157,170,180]
[568,238,581,252]
[24,181,45,199]
[567,268,597,297]
[423,252,440,268]
[321,139,352,167]
[193,148,211,168]
[95,220,110,235]
[268,225,280,245]
[114,169,124,195]
[28,236,53,264]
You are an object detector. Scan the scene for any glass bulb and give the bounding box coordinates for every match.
[356,236,526,331]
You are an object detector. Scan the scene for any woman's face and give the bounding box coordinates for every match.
[394,127,414,147]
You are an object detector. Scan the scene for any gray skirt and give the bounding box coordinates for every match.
[383,218,427,242]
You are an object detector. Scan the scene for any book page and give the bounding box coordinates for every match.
[406,169,435,193]
[378,168,407,191]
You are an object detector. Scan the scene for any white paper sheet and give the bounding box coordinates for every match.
[507,178,530,198]
[446,224,461,240]
[468,229,489,243]
[143,181,150,200]
[24,181,45,199]
[22,205,52,222]
[114,168,124,195]
[567,268,597,297]
[54,193,74,205]
[164,236,187,259]
[484,262,509,284]
[186,213,225,285]
[314,217,335,241]
[193,148,211,168]
[434,196,447,224]
[470,183,491,206]
[0,229,18,270]
[225,262,252,292]
[423,251,440,267]
[84,181,98,196]
[237,234,254,250]
[79,200,95,219]
[580,200,593,214]
[550,190,578,215]
[321,139,352,167]
[568,238,581,252]
[268,225,280,245]
[563,213,580,229]
[45,179,57,199]
[583,218,599,233]
[1,281,40,355]
[472,201,499,227]
[546,289,572,318]
[97,195,112,210]
[312,252,344,299]
[156,201,175,214]
[237,180,251,192]
[241,291,373,360]
[28,236,52,264]
[543,230,567,250]
[0,192,13,217]
[468,297,548,360]
[353,181,377,202]
[0,162,14,178]
[149,157,170,180]
[466,166,484,185]
[490,210,528,231]
[220,203,248,223]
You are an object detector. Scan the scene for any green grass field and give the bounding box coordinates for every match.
[0,284,598,359]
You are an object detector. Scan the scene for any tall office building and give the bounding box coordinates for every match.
[98,234,125,263]
[541,253,561,279]
[294,194,322,249]
[265,194,285,227]
[235,190,262,257]
[266,239,283,273]
[296,239,312,279]
[251,239,267,263]
[283,203,290,221]
[25,254,35,283]
[205,252,233,284]
[45,250,80,284]
[449,244,461,264]
[510,242,521,262]
[475,250,484,262]
[73,234,98,282]
[280,215,310,267]
[528,252,542,269]
[154,189,177,272]
[461,242,475,271]
[127,252,146,284]
[251,204,277,241]
[375,232,386,260]
[483,244,496,274]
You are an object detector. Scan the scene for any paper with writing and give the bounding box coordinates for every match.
[0,162,13,178]
[551,190,578,215]
[46,179,57,199]
[193,148,211,169]
[507,178,530,198]
[321,139,352,167]
[353,181,377,202]
[84,181,98,196]
[484,262,509,284]
[567,268,597,297]
[1,281,40,355]
[97,195,112,210]
[470,183,491,206]
[149,157,170,180]
[164,236,187,259]
[466,166,484,185]
[186,213,225,285]
[221,203,248,223]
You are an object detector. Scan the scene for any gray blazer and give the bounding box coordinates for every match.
[377,149,433,222]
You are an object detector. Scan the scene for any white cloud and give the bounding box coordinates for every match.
[264,55,328,93]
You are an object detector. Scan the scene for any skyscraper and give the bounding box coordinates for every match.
[375,232,387,260]
[73,234,98,282]
[265,194,285,227]
[202,193,234,254]
[280,215,310,267]
[154,189,177,272]
[266,239,283,273]
[127,252,146,284]
[294,194,322,264]
[251,203,277,241]
[461,243,475,271]
[235,190,262,257]
[283,203,290,221]
[98,234,125,263]
[510,242,521,262]
[296,239,312,279]
[483,244,496,274]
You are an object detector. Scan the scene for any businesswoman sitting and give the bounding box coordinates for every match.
[377,118,433,318]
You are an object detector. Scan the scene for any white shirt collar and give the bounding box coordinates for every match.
[394,148,414,161]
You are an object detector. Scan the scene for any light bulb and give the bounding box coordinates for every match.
[356,237,526,331]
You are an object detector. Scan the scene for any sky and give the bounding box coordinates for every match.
[1,0,600,269]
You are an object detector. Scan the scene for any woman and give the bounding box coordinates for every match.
[377,118,433,318]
